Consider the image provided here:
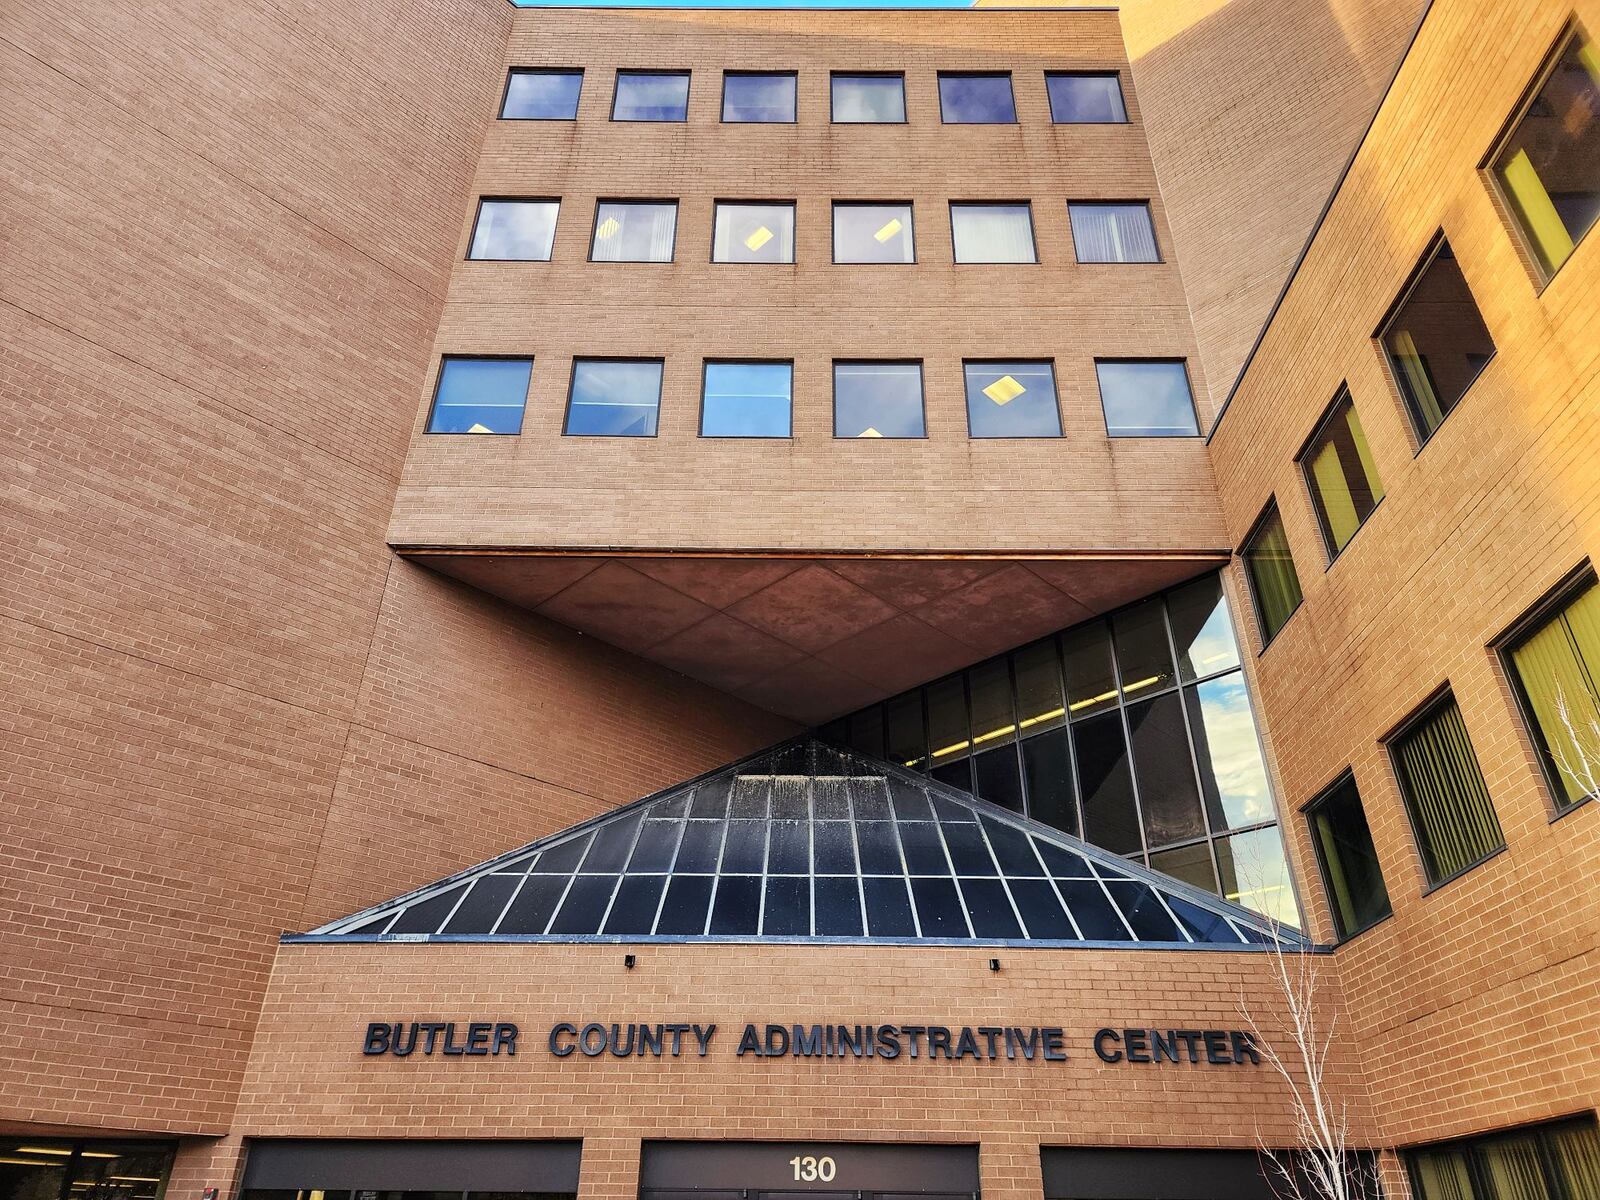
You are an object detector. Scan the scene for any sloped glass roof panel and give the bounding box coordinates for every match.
[303,738,1306,949]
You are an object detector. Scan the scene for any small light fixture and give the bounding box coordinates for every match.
[988,957,1001,973]
[624,954,637,970]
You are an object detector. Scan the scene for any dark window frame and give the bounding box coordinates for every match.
[1067,199,1164,264]
[831,358,929,440]
[498,67,584,121]
[829,71,908,124]
[1093,356,1201,439]
[831,200,918,265]
[1492,561,1600,820]
[936,70,1019,125]
[1293,385,1385,564]
[561,356,666,440]
[1237,498,1303,652]
[424,354,534,438]
[610,69,693,123]
[709,199,798,264]
[720,69,799,124]
[960,357,1064,440]
[465,195,561,263]
[698,358,796,440]
[1043,69,1130,124]
[1403,1111,1600,1200]
[948,200,1040,265]
[586,198,680,264]
[1299,769,1393,942]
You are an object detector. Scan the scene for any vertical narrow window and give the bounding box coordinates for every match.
[1503,570,1600,809]
[833,361,925,438]
[1095,359,1199,436]
[590,201,678,263]
[712,202,796,263]
[1240,502,1303,645]
[1298,390,1385,558]
[1489,27,1600,281]
[1390,691,1504,886]
[612,71,690,122]
[501,68,583,119]
[937,73,1017,123]
[1379,236,1496,441]
[1305,774,1391,939]
[833,203,915,264]
[950,203,1037,264]
[963,360,1061,439]
[564,359,663,437]
[831,73,906,123]
[1068,202,1159,262]
[425,357,532,435]
[468,199,559,261]
[1045,72,1128,123]
[701,361,792,438]
[722,71,797,123]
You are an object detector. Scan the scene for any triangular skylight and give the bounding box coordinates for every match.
[303,739,1305,948]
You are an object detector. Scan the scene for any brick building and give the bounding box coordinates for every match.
[2,1,1598,1200]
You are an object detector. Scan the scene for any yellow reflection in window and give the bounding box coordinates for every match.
[873,217,904,242]
[983,374,1025,405]
[745,226,775,251]
[596,216,621,240]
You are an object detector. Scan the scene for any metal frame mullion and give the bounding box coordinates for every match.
[1020,826,1086,941]
[842,770,871,936]
[645,818,691,935]
[929,797,978,939]
[969,812,1034,939]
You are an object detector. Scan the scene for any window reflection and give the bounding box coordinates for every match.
[1096,359,1198,437]
[591,201,677,263]
[963,361,1061,438]
[700,361,792,437]
[1046,72,1127,123]
[613,71,690,121]
[722,72,796,122]
[834,362,925,439]
[950,204,1037,264]
[1186,674,1273,831]
[712,202,796,263]
[938,73,1017,123]
[426,357,532,435]
[833,203,915,264]
[0,1140,176,1200]
[1380,237,1496,440]
[469,200,558,261]
[831,73,906,123]
[565,359,662,437]
[502,69,583,119]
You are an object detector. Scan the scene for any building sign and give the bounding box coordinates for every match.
[361,1020,1262,1065]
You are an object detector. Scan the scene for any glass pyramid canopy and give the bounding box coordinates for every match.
[304,738,1305,948]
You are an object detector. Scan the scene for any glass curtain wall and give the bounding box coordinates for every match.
[821,573,1299,925]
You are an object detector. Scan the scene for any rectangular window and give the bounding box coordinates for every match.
[831,72,906,123]
[590,201,677,263]
[1390,691,1504,887]
[1503,570,1600,810]
[564,359,662,437]
[833,361,925,438]
[1489,27,1600,281]
[426,357,532,435]
[950,203,1037,264]
[612,71,690,121]
[701,361,793,438]
[1297,390,1384,559]
[1046,72,1128,123]
[938,72,1017,123]
[501,68,582,119]
[1407,1114,1600,1200]
[1069,202,1159,262]
[963,360,1061,439]
[1380,236,1496,441]
[1240,501,1302,645]
[722,71,796,122]
[1095,359,1199,437]
[1305,774,1391,939]
[712,202,796,263]
[833,202,915,263]
[468,199,558,261]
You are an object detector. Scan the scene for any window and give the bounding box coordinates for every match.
[0,1139,176,1200]
[963,361,1061,438]
[938,73,1017,123]
[501,68,582,119]
[712,202,795,263]
[831,72,906,123]
[950,203,1037,264]
[1046,72,1128,123]
[1390,691,1504,887]
[467,199,558,261]
[701,361,792,438]
[564,359,662,437]
[1305,774,1391,939]
[722,71,796,122]
[612,71,690,121]
[1240,502,1302,645]
[1489,27,1600,281]
[1298,390,1385,558]
[1380,236,1496,441]
[833,203,915,263]
[1069,202,1159,262]
[426,357,532,435]
[1503,570,1600,810]
[834,361,925,438]
[590,201,677,263]
[1095,359,1199,437]
[1407,1114,1600,1200]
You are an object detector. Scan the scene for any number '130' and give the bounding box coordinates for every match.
[789,1156,837,1182]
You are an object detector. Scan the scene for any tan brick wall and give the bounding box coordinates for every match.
[388,9,1225,556]
[1209,0,1600,1148]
